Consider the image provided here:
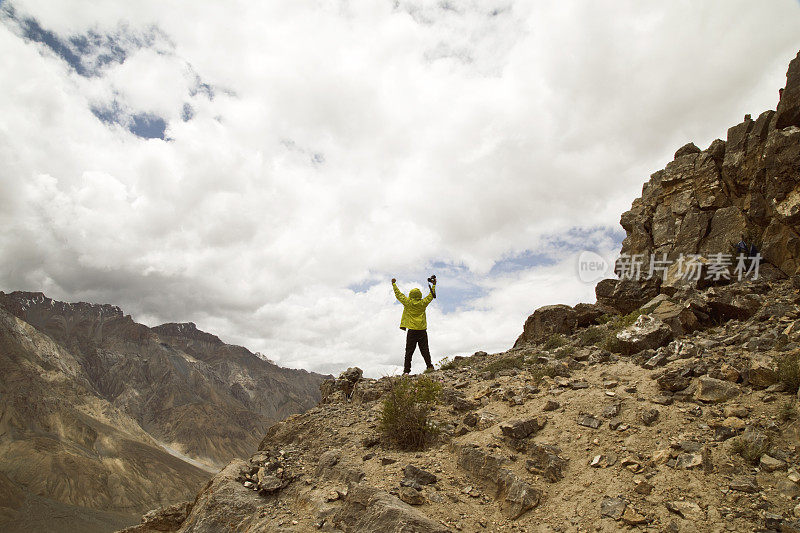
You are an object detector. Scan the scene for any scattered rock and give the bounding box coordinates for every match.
[695,376,740,403]
[499,416,546,440]
[600,496,627,520]
[666,500,704,521]
[577,414,602,429]
[398,486,425,506]
[455,445,541,519]
[526,443,568,482]
[674,453,703,469]
[729,477,760,493]
[747,362,779,389]
[542,399,560,412]
[640,408,660,426]
[620,506,649,526]
[403,465,437,486]
[760,454,786,472]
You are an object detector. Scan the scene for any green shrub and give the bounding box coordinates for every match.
[776,351,800,393]
[730,436,770,465]
[601,332,626,354]
[612,309,645,330]
[542,334,567,351]
[595,314,614,325]
[529,363,559,384]
[483,354,525,377]
[554,345,575,359]
[379,375,441,450]
[438,356,469,371]
[578,326,606,346]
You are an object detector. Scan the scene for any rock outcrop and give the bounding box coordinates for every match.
[614,51,800,284]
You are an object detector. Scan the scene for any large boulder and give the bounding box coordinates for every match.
[695,377,740,403]
[595,279,659,315]
[514,304,577,347]
[777,50,800,129]
[320,367,364,402]
[615,315,673,354]
[573,302,618,327]
[650,300,699,336]
[454,444,541,519]
[176,460,262,533]
[333,482,450,533]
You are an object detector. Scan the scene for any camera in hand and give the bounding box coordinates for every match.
[427,274,436,285]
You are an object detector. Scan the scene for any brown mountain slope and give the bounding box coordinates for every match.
[0,306,210,531]
[0,291,328,532]
[0,291,328,466]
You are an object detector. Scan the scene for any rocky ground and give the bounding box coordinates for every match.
[121,276,800,533]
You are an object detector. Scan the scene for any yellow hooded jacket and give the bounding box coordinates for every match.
[393,282,435,330]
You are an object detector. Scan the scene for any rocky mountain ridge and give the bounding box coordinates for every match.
[0,291,328,532]
[117,51,800,533]
[119,276,800,533]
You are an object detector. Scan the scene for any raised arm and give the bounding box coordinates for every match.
[392,279,408,305]
[422,283,436,304]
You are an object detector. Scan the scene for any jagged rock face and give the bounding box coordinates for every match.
[777,50,800,129]
[616,50,800,281]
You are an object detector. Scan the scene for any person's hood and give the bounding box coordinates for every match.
[409,288,422,300]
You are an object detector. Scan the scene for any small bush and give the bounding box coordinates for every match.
[379,375,442,450]
[612,309,645,330]
[529,363,559,384]
[776,351,800,393]
[554,345,575,359]
[779,401,797,422]
[578,326,606,346]
[595,314,614,325]
[601,332,625,354]
[438,356,469,371]
[730,436,770,465]
[483,354,525,377]
[542,334,567,351]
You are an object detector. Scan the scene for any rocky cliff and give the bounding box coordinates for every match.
[117,52,800,533]
[0,291,328,532]
[617,49,800,280]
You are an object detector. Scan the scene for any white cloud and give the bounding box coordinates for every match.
[1,0,799,377]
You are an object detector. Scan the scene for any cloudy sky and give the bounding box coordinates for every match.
[1,0,798,377]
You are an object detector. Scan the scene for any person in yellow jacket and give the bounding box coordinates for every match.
[391,278,436,374]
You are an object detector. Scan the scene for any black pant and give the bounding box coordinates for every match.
[404,329,432,373]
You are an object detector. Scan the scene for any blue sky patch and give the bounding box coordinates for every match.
[129,113,167,139]
[2,4,135,77]
[92,103,168,140]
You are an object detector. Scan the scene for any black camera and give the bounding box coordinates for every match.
[427,274,436,285]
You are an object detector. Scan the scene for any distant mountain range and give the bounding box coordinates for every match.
[0,291,329,532]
